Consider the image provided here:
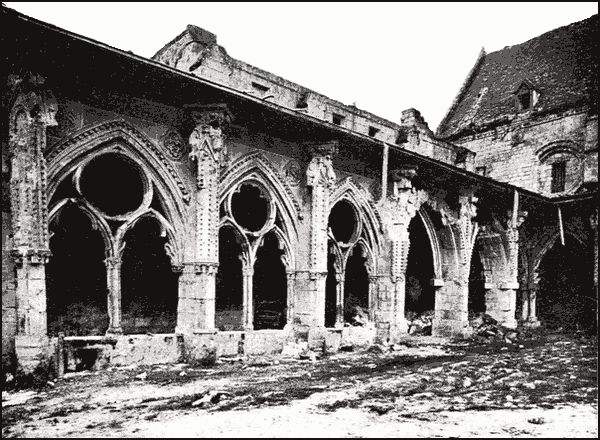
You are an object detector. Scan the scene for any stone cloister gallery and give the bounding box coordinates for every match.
[2,8,597,372]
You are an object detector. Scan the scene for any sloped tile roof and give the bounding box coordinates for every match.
[437,14,598,138]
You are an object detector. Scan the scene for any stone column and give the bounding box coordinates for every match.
[8,74,58,372]
[432,189,478,338]
[335,272,345,328]
[305,141,338,327]
[486,210,527,329]
[386,167,421,339]
[242,265,254,330]
[105,255,123,334]
[519,269,540,327]
[176,104,232,334]
[285,270,296,327]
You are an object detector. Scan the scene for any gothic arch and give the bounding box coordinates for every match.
[345,237,376,276]
[48,198,114,258]
[329,178,383,257]
[116,208,181,266]
[531,230,586,274]
[416,207,443,280]
[218,217,252,268]
[220,151,301,240]
[46,119,189,230]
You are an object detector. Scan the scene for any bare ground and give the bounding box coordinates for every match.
[2,333,597,438]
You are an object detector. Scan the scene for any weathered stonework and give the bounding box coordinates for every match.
[1,9,596,373]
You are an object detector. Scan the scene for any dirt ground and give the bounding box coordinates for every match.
[2,333,598,438]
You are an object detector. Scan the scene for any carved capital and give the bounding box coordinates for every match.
[187,103,234,129]
[11,248,51,266]
[306,141,338,189]
[183,261,219,275]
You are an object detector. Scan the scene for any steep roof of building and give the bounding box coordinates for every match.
[437,14,599,138]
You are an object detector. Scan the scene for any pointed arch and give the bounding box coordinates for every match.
[49,198,114,258]
[270,225,296,271]
[220,151,300,244]
[416,207,443,280]
[116,208,181,266]
[347,237,376,276]
[329,177,383,257]
[46,119,189,232]
[219,217,252,268]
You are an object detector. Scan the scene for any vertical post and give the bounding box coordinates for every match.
[386,167,420,339]
[177,104,232,334]
[242,265,254,330]
[335,272,344,328]
[490,209,527,329]
[432,188,478,338]
[9,75,58,372]
[305,141,338,327]
[285,270,296,327]
[105,255,123,334]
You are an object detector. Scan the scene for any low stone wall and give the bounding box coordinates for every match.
[44,325,382,373]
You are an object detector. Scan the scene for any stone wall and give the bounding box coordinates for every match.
[454,109,597,197]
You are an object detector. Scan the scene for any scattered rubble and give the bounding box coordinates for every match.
[406,310,434,336]
[469,313,520,343]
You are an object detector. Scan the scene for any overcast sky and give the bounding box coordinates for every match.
[6,2,598,130]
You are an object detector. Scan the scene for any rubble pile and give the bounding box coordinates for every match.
[346,306,370,327]
[469,313,519,343]
[406,310,434,336]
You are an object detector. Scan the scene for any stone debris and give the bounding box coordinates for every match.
[281,341,308,359]
[1,390,39,407]
[406,310,434,336]
[192,391,232,408]
[469,313,520,343]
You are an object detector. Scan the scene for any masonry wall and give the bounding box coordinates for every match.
[152,27,466,167]
[454,109,598,197]
[2,145,17,370]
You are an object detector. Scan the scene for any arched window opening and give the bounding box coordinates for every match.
[120,216,178,334]
[216,226,244,331]
[468,248,486,316]
[538,236,595,333]
[405,214,435,315]
[79,153,145,217]
[253,232,287,330]
[325,241,339,328]
[343,245,370,325]
[231,183,271,232]
[46,204,108,336]
[329,199,359,245]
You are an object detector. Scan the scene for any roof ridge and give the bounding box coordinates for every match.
[486,13,598,56]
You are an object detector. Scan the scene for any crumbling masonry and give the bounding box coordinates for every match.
[1,8,597,372]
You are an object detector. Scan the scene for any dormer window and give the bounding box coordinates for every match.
[514,80,539,111]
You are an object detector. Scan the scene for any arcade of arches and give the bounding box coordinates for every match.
[4,94,597,373]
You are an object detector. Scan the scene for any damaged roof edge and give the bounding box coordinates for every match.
[436,47,487,137]
[5,7,581,207]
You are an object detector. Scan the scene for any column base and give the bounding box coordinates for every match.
[105,327,123,336]
[15,335,50,374]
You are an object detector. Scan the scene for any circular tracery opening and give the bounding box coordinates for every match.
[231,182,271,232]
[79,153,145,217]
[329,200,358,244]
